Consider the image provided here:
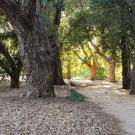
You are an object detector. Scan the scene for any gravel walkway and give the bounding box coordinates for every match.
[0,81,126,135]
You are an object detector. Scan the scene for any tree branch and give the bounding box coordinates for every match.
[80,45,88,58]
[73,51,89,66]
[89,41,111,63]
[59,28,73,50]
[87,43,93,55]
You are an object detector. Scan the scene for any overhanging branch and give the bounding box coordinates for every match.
[89,41,111,63]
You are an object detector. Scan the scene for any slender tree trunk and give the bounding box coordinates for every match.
[52,0,65,85]
[0,31,22,88]
[130,60,135,94]
[53,51,65,85]
[10,73,19,88]
[108,59,116,83]
[90,41,116,83]
[10,59,22,88]
[88,62,96,80]
[49,39,65,85]
[66,63,71,80]
[121,36,131,89]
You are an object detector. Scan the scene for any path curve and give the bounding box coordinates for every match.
[73,80,135,135]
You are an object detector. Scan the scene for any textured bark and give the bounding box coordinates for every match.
[121,36,131,89]
[119,2,131,89]
[3,5,56,97]
[10,56,22,88]
[18,24,56,97]
[49,38,65,85]
[0,0,64,97]
[53,0,65,85]
[108,59,116,83]
[53,54,65,85]
[50,40,65,85]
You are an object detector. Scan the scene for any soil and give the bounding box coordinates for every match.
[0,80,126,135]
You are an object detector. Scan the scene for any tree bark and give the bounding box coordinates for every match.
[53,0,65,85]
[10,55,22,88]
[21,31,55,97]
[48,38,65,85]
[0,0,63,97]
[121,36,131,89]
[108,59,116,83]
[13,20,55,97]
[88,62,96,81]
[10,73,19,88]
[53,54,65,85]
[119,2,131,89]
[52,42,65,85]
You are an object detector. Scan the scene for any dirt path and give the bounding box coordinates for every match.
[75,80,135,135]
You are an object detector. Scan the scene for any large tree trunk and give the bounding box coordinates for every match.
[13,18,56,98]
[20,34,55,97]
[108,59,116,83]
[1,0,62,97]
[121,36,131,89]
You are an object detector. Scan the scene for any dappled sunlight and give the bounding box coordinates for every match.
[114,89,128,95]
[103,85,112,88]
[104,95,111,99]
[93,90,105,93]
[78,80,135,135]
[90,85,102,89]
